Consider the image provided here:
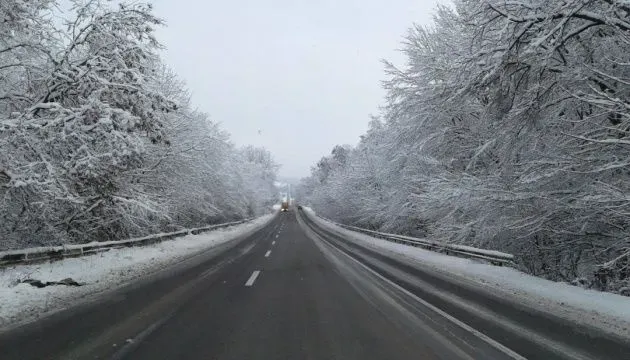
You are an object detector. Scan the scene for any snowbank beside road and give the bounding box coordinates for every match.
[309,214,630,339]
[0,214,274,329]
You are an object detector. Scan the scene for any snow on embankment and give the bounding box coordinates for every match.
[0,214,273,329]
[308,211,630,338]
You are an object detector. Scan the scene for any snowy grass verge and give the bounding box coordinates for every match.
[0,214,274,329]
[305,209,630,339]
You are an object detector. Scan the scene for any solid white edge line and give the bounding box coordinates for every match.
[245,270,261,286]
[321,238,527,360]
[265,250,271,258]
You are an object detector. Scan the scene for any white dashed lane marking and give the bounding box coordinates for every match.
[265,250,271,258]
[245,271,261,287]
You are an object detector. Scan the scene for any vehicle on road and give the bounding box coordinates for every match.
[281,201,289,212]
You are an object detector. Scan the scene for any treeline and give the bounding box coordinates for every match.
[298,0,630,293]
[0,1,279,250]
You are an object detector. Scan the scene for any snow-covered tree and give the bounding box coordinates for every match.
[1,0,172,245]
[301,0,630,293]
[0,0,279,250]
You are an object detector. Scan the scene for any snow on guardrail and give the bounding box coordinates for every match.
[301,209,514,266]
[0,219,251,267]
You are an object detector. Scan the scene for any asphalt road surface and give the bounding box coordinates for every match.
[1,211,629,359]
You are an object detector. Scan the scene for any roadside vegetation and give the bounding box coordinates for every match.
[0,1,279,250]
[298,0,630,294]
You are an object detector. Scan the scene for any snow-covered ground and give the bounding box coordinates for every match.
[0,214,274,329]
[306,209,630,339]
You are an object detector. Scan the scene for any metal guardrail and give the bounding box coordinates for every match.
[303,210,514,267]
[0,219,251,267]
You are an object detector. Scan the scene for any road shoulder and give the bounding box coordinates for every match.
[0,214,275,331]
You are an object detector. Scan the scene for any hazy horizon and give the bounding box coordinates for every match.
[152,0,445,178]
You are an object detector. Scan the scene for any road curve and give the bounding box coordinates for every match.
[0,211,627,359]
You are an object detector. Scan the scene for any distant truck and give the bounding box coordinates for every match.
[280,201,289,212]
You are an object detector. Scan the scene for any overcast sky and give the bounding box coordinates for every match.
[151,0,444,178]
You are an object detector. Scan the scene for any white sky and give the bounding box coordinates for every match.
[151,0,444,177]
